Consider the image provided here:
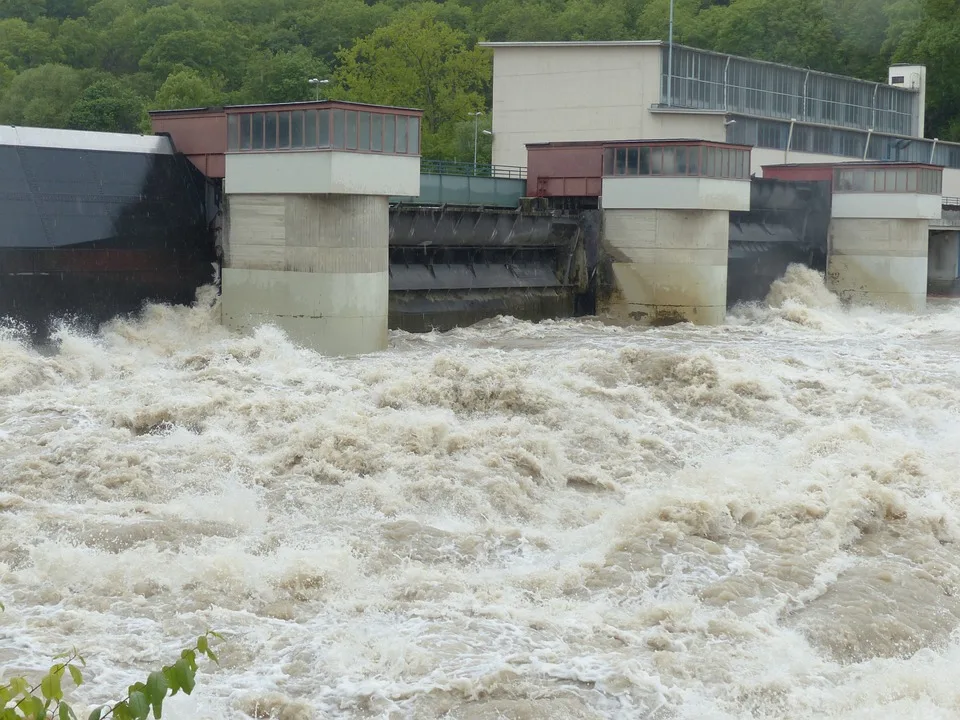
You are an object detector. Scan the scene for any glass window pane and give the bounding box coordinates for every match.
[895,169,907,192]
[864,170,876,192]
[603,148,613,175]
[408,116,419,154]
[384,115,395,152]
[626,147,639,175]
[291,111,304,148]
[239,114,252,150]
[676,146,687,175]
[651,148,663,175]
[687,147,699,175]
[615,147,627,175]
[396,116,408,153]
[332,109,344,148]
[345,110,358,150]
[371,114,383,151]
[227,114,239,151]
[907,170,917,192]
[251,113,264,149]
[358,112,370,151]
[318,110,329,146]
[662,148,676,175]
[265,112,278,150]
[852,170,866,191]
[639,147,651,175]
[304,110,317,147]
[279,112,290,149]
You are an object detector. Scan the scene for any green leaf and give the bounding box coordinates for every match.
[161,667,180,696]
[144,672,167,706]
[29,694,46,720]
[128,691,149,720]
[41,672,63,702]
[9,677,29,696]
[68,664,83,688]
[196,636,207,655]
[173,659,195,696]
[59,702,72,720]
[113,701,131,720]
[204,648,219,665]
[179,650,197,671]
[88,707,103,720]
[207,631,223,641]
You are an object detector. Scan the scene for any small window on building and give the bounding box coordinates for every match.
[687,147,699,176]
[865,170,878,192]
[639,147,651,175]
[852,170,867,191]
[626,148,639,175]
[651,148,663,175]
[345,110,358,150]
[304,110,317,147]
[408,116,420,154]
[318,110,330,147]
[371,114,383,151]
[896,169,908,192]
[358,112,370,151]
[332,109,345,149]
[676,147,687,175]
[907,169,918,192]
[239,114,252,150]
[615,147,627,175]
[227,114,239,151]
[662,147,676,175]
[384,115,395,152]
[396,116,408,153]
[291,111,304,148]
[279,112,290,149]
[251,113,264,150]
[265,112,278,150]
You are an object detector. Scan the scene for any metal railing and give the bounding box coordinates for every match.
[420,158,526,179]
[943,197,960,207]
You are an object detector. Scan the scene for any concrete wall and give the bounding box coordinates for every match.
[225,151,420,196]
[832,193,942,220]
[827,218,928,310]
[602,208,729,325]
[222,193,389,354]
[601,177,751,211]
[488,44,663,168]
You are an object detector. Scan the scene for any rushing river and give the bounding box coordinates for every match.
[3,266,960,719]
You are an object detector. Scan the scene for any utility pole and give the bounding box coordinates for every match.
[308,78,329,102]
[667,0,674,107]
[471,111,483,173]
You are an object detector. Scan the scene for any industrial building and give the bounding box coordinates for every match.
[479,41,960,198]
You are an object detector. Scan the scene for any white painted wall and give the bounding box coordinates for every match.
[0,124,172,154]
[601,177,751,211]
[225,151,420,196]
[832,193,942,220]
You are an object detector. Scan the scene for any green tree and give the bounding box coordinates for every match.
[0,63,84,127]
[67,77,146,132]
[57,17,103,67]
[271,0,393,64]
[152,67,222,110]
[334,4,491,158]
[238,47,329,104]
[0,0,45,22]
[140,29,246,89]
[0,18,63,70]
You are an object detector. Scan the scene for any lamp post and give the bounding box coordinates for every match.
[308,78,329,101]
[470,111,483,173]
[666,0,674,107]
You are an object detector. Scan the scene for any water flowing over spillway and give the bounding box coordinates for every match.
[4,266,960,719]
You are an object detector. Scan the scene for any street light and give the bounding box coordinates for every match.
[470,110,483,173]
[666,0,674,107]
[308,78,329,101]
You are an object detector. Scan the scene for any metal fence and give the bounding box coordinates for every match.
[420,158,526,180]
[662,45,919,137]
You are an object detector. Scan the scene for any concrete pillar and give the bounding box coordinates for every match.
[827,165,943,312]
[927,231,960,295]
[221,194,389,355]
[598,142,752,326]
[827,218,929,310]
[603,209,728,325]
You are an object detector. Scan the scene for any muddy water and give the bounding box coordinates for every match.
[3,266,960,719]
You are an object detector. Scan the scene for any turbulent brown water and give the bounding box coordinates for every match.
[4,265,960,719]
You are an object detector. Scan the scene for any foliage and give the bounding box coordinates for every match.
[0,612,221,720]
[67,77,146,133]
[2,0,960,150]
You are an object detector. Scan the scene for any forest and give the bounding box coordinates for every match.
[0,0,957,162]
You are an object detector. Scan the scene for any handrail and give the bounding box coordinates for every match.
[943,196,960,207]
[420,158,526,180]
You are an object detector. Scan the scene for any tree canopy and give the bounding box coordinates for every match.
[0,0,958,157]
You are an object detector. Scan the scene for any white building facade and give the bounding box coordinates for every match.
[479,41,960,200]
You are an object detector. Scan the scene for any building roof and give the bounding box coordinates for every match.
[148,99,423,117]
[478,40,662,48]
[0,125,173,154]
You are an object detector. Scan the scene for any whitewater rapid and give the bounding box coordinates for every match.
[4,266,960,719]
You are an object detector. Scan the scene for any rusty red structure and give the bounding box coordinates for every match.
[762,161,943,195]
